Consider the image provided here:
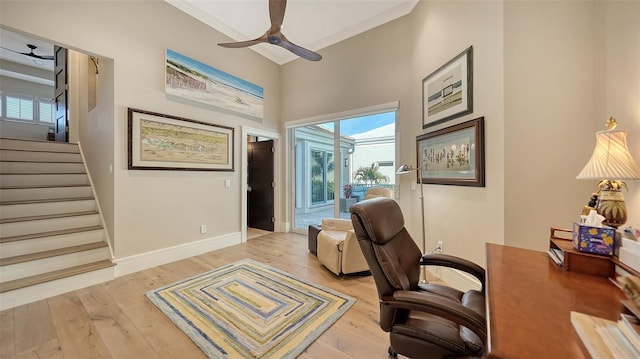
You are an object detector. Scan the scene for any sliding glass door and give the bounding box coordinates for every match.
[291,111,396,232]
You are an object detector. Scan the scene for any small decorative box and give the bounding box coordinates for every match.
[572,222,616,256]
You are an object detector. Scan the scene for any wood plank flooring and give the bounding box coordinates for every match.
[0,232,438,358]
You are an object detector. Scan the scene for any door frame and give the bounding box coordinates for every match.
[241,126,281,243]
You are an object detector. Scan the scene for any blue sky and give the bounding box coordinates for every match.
[319,112,395,136]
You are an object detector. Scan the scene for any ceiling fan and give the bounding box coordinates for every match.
[218,0,322,62]
[0,44,54,61]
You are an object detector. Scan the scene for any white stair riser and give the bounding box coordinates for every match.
[0,174,89,187]
[0,186,93,202]
[0,139,79,153]
[0,199,97,219]
[0,246,110,282]
[0,150,82,163]
[0,161,85,174]
[0,214,101,238]
[0,229,104,259]
[0,266,114,311]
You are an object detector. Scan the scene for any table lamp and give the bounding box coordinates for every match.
[396,164,427,283]
[576,117,640,228]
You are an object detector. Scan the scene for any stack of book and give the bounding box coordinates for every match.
[571,303,640,358]
[548,247,564,266]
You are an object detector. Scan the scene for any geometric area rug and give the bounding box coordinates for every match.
[146,258,356,358]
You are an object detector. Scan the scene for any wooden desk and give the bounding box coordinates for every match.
[485,243,625,358]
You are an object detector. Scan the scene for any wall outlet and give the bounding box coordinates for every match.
[436,240,443,253]
[224,179,231,188]
[200,224,207,234]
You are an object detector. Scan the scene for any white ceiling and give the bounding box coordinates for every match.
[0,0,418,76]
[166,0,418,65]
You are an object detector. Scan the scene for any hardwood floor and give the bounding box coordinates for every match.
[0,233,380,359]
[0,232,437,358]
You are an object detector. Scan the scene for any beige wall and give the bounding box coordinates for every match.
[505,1,640,251]
[599,1,640,228]
[410,1,504,269]
[1,0,281,258]
[504,1,600,251]
[282,1,505,272]
[1,0,637,268]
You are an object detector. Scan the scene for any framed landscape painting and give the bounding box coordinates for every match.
[416,116,484,186]
[165,49,263,120]
[128,108,234,171]
[422,46,473,128]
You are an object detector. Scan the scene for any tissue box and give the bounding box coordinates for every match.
[572,222,616,256]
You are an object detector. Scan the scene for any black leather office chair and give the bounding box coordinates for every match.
[350,197,487,358]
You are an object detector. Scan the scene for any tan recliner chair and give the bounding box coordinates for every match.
[316,218,369,275]
[364,187,393,199]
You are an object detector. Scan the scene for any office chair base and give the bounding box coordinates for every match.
[388,346,398,358]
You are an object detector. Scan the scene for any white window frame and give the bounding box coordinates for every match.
[3,93,35,123]
[37,97,55,125]
[1,93,54,125]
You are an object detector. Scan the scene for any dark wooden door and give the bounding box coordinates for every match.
[54,46,68,142]
[248,140,275,231]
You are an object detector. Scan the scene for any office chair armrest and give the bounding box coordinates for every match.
[384,290,487,342]
[420,253,485,293]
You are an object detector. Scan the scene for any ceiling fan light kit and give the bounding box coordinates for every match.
[218,0,322,62]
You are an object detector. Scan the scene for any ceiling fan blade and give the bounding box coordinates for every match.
[279,35,322,61]
[0,46,54,61]
[218,37,266,48]
[32,54,54,60]
[269,0,287,33]
[0,46,27,56]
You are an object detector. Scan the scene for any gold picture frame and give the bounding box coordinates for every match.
[128,108,234,171]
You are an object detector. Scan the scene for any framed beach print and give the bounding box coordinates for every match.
[422,46,473,128]
[165,49,264,121]
[416,116,484,186]
[128,108,234,171]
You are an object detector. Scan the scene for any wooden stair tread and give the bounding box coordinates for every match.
[0,184,91,190]
[0,137,80,152]
[0,197,95,206]
[0,210,98,224]
[0,241,108,266]
[0,171,87,175]
[0,259,114,293]
[0,161,83,165]
[0,225,103,243]
[0,172,86,175]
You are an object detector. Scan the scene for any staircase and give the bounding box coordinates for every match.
[0,138,114,310]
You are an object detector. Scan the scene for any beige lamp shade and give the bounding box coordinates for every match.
[576,129,640,180]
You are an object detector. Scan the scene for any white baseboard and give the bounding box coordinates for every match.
[113,232,241,277]
[429,267,482,292]
[276,221,290,233]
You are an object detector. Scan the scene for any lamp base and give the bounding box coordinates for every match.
[597,190,627,228]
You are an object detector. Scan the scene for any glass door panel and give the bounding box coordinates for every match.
[292,111,396,231]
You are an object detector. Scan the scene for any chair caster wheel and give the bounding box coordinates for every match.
[388,346,398,358]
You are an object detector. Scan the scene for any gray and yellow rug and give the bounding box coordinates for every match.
[146,258,355,358]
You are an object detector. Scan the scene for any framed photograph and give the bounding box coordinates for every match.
[422,46,473,128]
[128,108,234,171]
[416,116,484,186]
